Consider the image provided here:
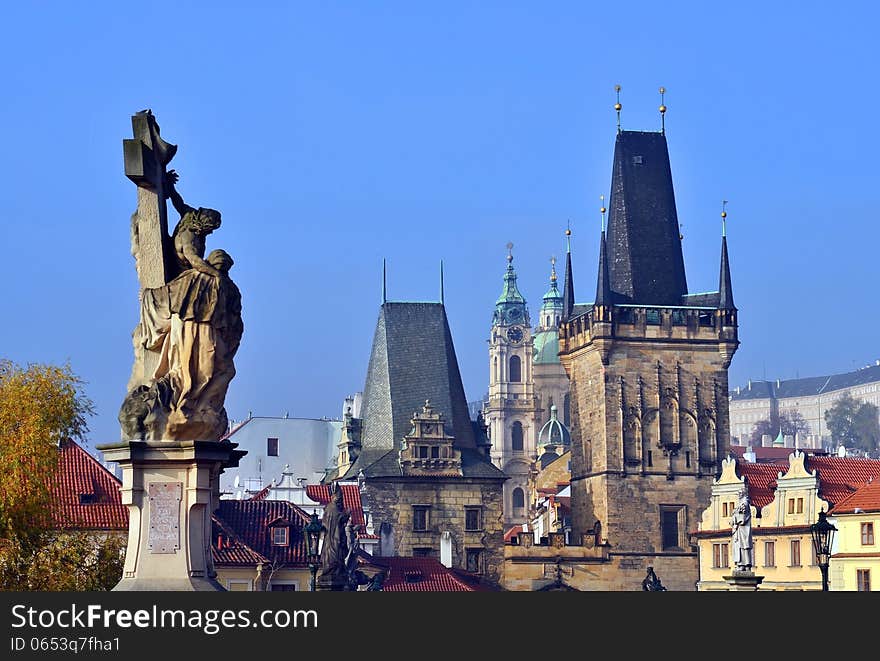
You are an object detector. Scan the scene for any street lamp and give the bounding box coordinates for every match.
[304,511,324,592]
[810,509,837,592]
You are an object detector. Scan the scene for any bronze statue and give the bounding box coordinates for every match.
[642,566,667,591]
[318,485,351,588]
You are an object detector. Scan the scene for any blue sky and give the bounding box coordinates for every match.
[2,2,878,450]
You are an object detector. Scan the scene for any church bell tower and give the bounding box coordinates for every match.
[485,244,539,528]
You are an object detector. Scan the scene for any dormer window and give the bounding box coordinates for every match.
[272,526,289,546]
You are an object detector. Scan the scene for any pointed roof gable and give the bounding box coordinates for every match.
[718,235,735,310]
[606,130,688,305]
[360,302,476,452]
[562,243,575,319]
[595,230,612,306]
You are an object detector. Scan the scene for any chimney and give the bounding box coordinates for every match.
[744,446,757,463]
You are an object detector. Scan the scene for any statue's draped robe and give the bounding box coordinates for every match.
[139,268,242,440]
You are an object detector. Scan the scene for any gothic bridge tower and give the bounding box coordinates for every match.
[558,112,738,588]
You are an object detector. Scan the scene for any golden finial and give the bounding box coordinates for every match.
[679,223,684,241]
[659,86,667,134]
[506,241,514,262]
[550,255,557,282]
[600,194,607,232]
[721,200,728,237]
[614,84,622,133]
[565,220,572,252]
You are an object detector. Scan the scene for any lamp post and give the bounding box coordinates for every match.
[810,509,837,592]
[304,511,324,592]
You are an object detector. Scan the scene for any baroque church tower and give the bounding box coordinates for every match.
[485,245,539,527]
[558,121,739,588]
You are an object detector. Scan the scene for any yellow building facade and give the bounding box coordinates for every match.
[829,480,880,591]
[694,450,880,590]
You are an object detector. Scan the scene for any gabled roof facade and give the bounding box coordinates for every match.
[54,439,127,530]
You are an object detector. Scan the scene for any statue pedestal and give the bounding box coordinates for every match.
[315,575,350,592]
[723,571,764,591]
[97,439,245,591]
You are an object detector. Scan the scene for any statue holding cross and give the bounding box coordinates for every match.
[119,110,243,442]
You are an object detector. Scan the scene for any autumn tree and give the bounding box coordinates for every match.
[749,410,811,445]
[0,359,108,589]
[824,392,880,453]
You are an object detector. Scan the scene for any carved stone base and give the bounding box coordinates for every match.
[722,571,764,591]
[96,439,245,591]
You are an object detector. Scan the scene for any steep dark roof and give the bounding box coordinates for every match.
[595,230,611,306]
[606,130,688,305]
[731,364,880,401]
[360,302,476,451]
[718,235,735,310]
[562,249,575,319]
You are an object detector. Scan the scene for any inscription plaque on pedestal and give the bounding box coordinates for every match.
[148,482,182,554]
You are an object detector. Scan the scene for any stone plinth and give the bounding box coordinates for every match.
[97,439,245,591]
[723,571,764,591]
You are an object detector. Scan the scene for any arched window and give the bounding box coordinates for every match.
[494,357,499,383]
[512,421,524,452]
[512,487,525,511]
[509,355,521,382]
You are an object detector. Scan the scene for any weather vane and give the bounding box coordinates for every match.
[615,84,622,133]
[659,86,667,134]
[506,241,514,262]
[600,194,607,233]
[721,200,729,237]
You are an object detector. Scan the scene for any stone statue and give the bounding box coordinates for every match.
[641,566,667,591]
[318,484,351,588]
[730,483,753,572]
[119,112,243,442]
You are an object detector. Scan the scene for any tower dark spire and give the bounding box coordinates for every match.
[562,225,575,319]
[606,130,688,305]
[596,201,612,307]
[718,204,735,310]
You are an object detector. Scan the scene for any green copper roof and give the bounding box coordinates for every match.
[538,405,570,447]
[493,252,529,326]
[532,329,560,364]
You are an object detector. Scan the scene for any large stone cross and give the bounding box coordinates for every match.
[123,109,177,290]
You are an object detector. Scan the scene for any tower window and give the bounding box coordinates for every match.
[267,438,279,457]
[412,506,430,532]
[509,355,522,382]
[466,548,482,573]
[465,507,482,531]
[660,505,685,550]
[512,422,524,452]
[512,487,525,513]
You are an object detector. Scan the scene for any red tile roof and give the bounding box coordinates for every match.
[739,462,783,509]
[807,456,880,507]
[732,454,880,511]
[213,500,312,567]
[372,556,493,591]
[504,525,523,543]
[830,478,880,515]
[53,439,128,530]
[306,484,365,526]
